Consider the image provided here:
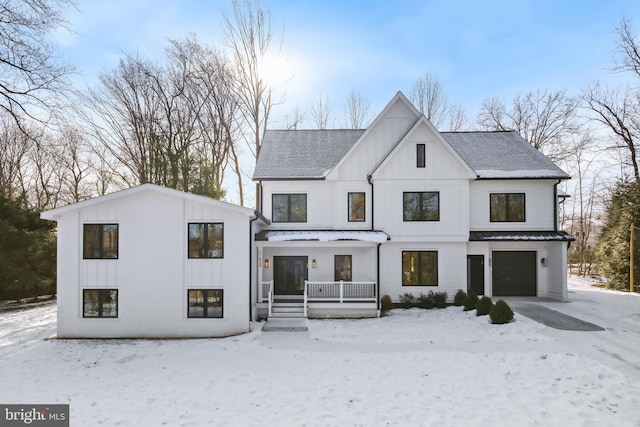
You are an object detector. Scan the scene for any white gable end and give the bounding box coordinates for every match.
[328,92,420,181]
[371,118,476,181]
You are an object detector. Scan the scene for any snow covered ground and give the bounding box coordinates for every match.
[1,276,640,426]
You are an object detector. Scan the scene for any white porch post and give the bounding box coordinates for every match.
[339,280,344,303]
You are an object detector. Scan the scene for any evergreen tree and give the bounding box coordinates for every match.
[0,192,56,301]
[594,180,640,290]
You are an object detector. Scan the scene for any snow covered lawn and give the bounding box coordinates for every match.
[1,277,640,426]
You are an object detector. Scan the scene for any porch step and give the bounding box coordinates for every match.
[269,302,307,319]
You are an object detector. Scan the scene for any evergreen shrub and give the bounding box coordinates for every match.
[417,292,435,309]
[381,295,393,314]
[453,290,466,306]
[476,296,493,316]
[399,293,416,308]
[462,291,478,311]
[490,299,514,324]
[433,291,448,308]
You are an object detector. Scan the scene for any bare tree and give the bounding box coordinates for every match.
[409,72,466,130]
[477,90,580,162]
[581,82,640,181]
[0,0,75,135]
[310,93,332,129]
[344,90,371,129]
[283,107,304,130]
[54,124,94,204]
[580,17,640,183]
[224,0,281,206]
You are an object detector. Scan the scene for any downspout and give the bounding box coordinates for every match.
[367,175,374,231]
[369,174,383,316]
[249,213,260,323]
[554,180,560,232]
[376,242,382,316]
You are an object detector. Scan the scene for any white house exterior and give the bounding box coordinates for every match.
[41,184,266,338]
[253,92,573,319]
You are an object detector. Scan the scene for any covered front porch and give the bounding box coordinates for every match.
[254,230,388,319]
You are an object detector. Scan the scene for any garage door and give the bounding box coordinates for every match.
[492,251,537,296]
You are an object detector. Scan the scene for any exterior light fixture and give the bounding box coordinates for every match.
[264,259,269,268]
[312,259,317,268]
[540,258,546,267]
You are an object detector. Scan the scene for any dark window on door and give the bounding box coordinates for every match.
[334,255,352,281]
[272,194,307,222]
[490,193,525,222]
[348,192,365,222]
[417,144,426,168]
[403,192,440,221]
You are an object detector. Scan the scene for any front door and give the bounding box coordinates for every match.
[274,256,308,295]
[467,255,485,295]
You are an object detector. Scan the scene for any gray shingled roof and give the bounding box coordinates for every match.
[442,131,569,179]
[253,129,365,180]
[253,129,569,180]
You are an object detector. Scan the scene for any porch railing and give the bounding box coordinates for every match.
[267,281,273,317]
[260,281,273,303]
[304,281,376,303]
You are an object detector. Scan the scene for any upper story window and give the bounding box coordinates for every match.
[490,193,525,222]
[348,192,365,222]
[416,144,426,168]
[83,224,118,259]
[403,192,440,221]
[188,223,224,258]
[272,194,307,222]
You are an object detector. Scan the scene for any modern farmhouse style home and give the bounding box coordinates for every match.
[42,91,573,337]
[253,91,573,320]
[41,184,267,338]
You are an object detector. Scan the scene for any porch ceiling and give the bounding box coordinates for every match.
[255,229,389,243]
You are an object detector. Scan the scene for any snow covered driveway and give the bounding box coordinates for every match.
[1,280,639,426]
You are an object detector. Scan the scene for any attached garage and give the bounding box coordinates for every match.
[492,251,537,296]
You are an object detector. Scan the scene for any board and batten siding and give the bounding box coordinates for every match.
[379,242,467,303]
[54,188,251,338]
[374,180,469,240]
[261,180,336,229]
[331,100,418,182]
[469,180,557,231]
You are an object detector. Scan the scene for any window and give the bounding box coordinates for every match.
[334,255,352,281]
[403,192,440,221]
[490,193,525,222]
[83,289,118,318]
[188,223,224,258]
[83,224,118,259]
[402,251,438,286]
[348,192,365,222]
[417,144,426,168]
[272,194,307,222]
[188,289,223,318]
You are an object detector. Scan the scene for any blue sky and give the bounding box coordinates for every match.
[57,0,640,128]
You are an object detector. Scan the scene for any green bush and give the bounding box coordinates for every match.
[490,299,514,324]
[453,290,466,306]
[462,291,478,311]
[381,295,393,314]
[433,291,447,308]
[399,293,416,308]
[417,292,435,309]
[476,296,493,316]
